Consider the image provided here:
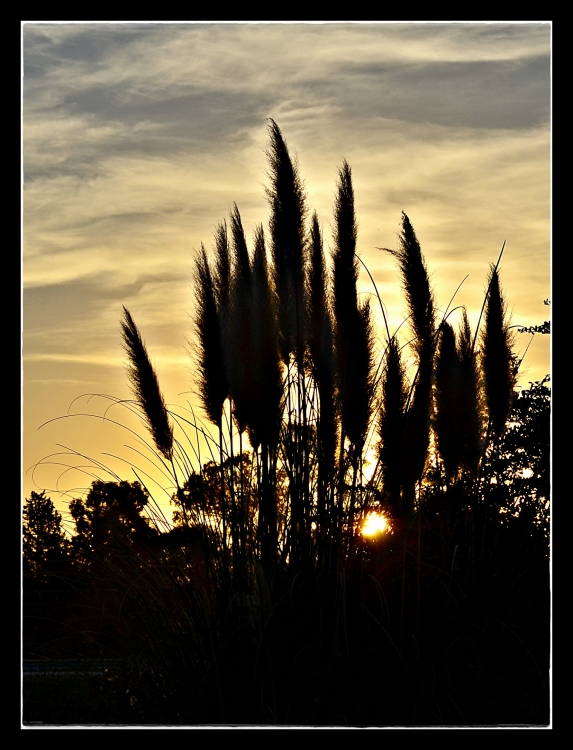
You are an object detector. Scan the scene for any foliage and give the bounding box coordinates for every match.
[23,491,70,577]
[68,480,158,562]
[518,321,550,335]
[480,376,550,534]
[518,298,550,335]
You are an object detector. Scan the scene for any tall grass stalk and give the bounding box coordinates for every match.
[381,213,436,515]
[332,160,376,539]
[120,307,174,463]
[481,265,516,438]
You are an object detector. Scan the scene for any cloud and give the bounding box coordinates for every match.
[22,22,551,498]
[24,24,549,174]
[326,55,549,129]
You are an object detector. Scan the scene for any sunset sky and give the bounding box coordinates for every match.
[22,22,551,525]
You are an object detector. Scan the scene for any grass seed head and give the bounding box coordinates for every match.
[120,307,174,461]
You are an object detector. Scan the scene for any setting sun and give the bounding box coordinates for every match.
[361,511,389,538]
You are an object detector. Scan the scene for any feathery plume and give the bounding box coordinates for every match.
[307,213,336,470]
[213,220,231,316]
[347,298,376,451]
[248,225,282,451]
[332,159,359,320]
[457,309,483,473]
[332,161,375,454]
[266,119,307,364]
[120,307,174,460]
[307,214,337,530]
[390,212,435,356]
[193,245,228,428]
[230,203,251,286]
[250,225,282,566]
[379,336,407,514]
[332,161,359,443]
[227,205,253,436]
[307,212,329,368]
[481,265,516,436]
[434,321,463,481]
[389,213,436,512]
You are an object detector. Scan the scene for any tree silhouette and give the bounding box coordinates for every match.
[69,480,158,562]
[480,376,550,534]
[23,491,69,577]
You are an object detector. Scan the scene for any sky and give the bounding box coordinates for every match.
[22,21,551,526]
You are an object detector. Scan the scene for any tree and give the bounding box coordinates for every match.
[23,491,69,576]
[69,480,158,562]
[480,376,550,536]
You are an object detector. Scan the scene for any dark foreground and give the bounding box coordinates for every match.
[23,517,550,728]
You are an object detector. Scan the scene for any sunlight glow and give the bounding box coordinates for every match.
[361,511,389,538]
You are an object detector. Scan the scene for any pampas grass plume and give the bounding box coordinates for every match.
[120,306,174,460]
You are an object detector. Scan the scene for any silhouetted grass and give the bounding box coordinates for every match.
[120,307,173,461]
[25,122,550,727]
[482,265,516,437]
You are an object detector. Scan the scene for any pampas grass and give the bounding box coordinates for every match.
[457,309,483,476]
[193,245,228,430]
[389,212,436,357]
[120,307,173,461]
[227,204,254,437]
[332,160,375,455]
[266,118,307,366]
[378,336,408,516]
[434,321,464,482]
[482,265,516,437]
[307,212,336,533]
[331,159,376,539]
[385,213,436,514]
[26,122,549,727]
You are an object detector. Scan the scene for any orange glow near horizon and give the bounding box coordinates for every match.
[361,511,389,538]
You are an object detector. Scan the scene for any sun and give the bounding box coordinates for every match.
[361,511,389,538]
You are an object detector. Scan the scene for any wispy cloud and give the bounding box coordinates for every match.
[23,21,550,499]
